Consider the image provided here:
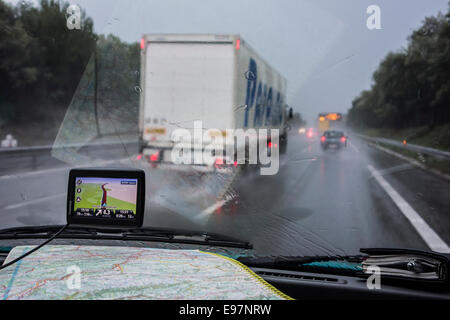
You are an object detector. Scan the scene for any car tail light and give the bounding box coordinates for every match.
[136,154,143,160]
[149,152,159,162]
[233,161,238,167]
[320,136,326,142]
[268,141,273,148]
[307,131,313,138]
[236,39,240,50]
[340,136,346,143]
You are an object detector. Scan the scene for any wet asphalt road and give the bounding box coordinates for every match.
[0,130,448,257]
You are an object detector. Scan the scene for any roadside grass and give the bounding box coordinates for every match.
[361,124,450,152]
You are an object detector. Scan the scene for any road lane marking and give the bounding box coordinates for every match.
[349,141,360,153]
[367,164,450,253]
[194,195,235,221]
[196,200,228,219]
[4,193,66,210]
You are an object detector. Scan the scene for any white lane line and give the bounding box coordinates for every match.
[194,198,232,221]
[4,193,66,210]
[367,164,450,253]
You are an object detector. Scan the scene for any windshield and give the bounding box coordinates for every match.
[1,0,449,258]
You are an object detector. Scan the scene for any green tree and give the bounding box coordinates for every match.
[348,3,450,130]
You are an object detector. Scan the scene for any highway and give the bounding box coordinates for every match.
[0,130,449,257]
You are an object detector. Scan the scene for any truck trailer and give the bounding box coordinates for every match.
[138,34,291,169]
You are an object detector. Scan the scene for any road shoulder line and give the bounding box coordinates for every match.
[367,164,449,253]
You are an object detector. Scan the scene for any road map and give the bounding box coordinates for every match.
[0,245,290,300]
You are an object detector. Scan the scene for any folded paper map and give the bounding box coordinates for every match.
[0,245,291,300]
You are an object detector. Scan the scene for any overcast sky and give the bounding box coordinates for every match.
[10,0,449,123]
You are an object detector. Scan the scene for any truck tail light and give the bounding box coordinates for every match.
[149,151,159,162]
[214,157,224,168]
[140,38,145,50]
[236,39,240,50]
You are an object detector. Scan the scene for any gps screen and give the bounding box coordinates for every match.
[73,177,138,220]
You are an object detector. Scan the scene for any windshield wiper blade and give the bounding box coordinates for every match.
[125,227,247,241]
[121,227,252,248]
[0,225,252,249]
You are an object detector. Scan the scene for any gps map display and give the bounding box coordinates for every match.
[73,177,138,220]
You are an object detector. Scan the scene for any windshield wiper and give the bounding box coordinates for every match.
[0,225,252,249]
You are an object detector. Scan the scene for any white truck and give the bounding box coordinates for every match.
[138,34,291,169]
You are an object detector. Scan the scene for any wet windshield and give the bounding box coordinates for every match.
[1,0,449,257]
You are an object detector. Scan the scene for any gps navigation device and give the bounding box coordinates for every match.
[67,168,145,227]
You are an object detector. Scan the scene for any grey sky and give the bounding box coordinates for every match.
[11,0,449,123]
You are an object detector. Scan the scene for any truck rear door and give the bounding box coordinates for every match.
[142,42,234,147]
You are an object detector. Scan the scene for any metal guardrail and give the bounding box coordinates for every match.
[359,135,450,159]
[0,139,138,155]
[0,139,139,174]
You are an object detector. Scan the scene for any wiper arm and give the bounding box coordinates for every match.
[0,225,252,249]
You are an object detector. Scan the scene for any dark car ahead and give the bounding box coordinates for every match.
[320,130,347,150]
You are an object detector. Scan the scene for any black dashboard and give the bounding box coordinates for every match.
[254,267,450,300]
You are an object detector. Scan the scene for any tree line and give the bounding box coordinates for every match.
[347,3,450,130]
[1,0,306,144]
[0,0,140,142]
